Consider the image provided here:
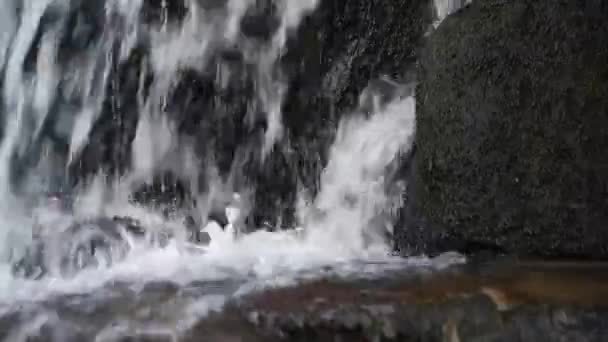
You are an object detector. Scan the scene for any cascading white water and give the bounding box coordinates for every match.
[0,0,470,342]
[433,0,472,27]
[0,1,461,339]
[303,95,416,255]
[0,0,319,259]
[0,86,424,303]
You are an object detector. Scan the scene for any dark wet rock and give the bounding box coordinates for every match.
[130,172,194,210]
[232,262,608,341]
[240,0,281,42]
[180,261,608,342]
[400,0,608,258]
[241,296,608,342]
[208,210,229,229]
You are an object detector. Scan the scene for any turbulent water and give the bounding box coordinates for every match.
[0,0,463,340]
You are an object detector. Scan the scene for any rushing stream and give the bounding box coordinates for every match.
[0,0,466,340]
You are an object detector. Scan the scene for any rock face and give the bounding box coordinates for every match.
[402,0,608,258]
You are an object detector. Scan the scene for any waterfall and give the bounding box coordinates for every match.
[0,2,476,341]
[0,0,431,310]
[0,0,318,257]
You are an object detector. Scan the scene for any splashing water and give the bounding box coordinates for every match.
[0,91,429,338]
[0,93,422,299]
[0,0,460,339]
[304,95,416,255]
[433,0,472,27]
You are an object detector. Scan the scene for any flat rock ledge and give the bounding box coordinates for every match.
[185,261,608,342]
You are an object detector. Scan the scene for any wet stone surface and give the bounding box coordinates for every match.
[216,261,608,341]
[2,261,608,341]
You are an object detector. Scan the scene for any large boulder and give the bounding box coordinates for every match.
[401,0,608,258]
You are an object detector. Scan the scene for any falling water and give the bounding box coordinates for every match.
[0,0,318,259]
[433,0,472,27]
[0,0,457,340]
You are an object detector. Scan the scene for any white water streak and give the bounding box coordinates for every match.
[305,96,416,255]
[0,0,17,71]
[0,0,54,196]
[69,0,143,163]
[433,0,472,27]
